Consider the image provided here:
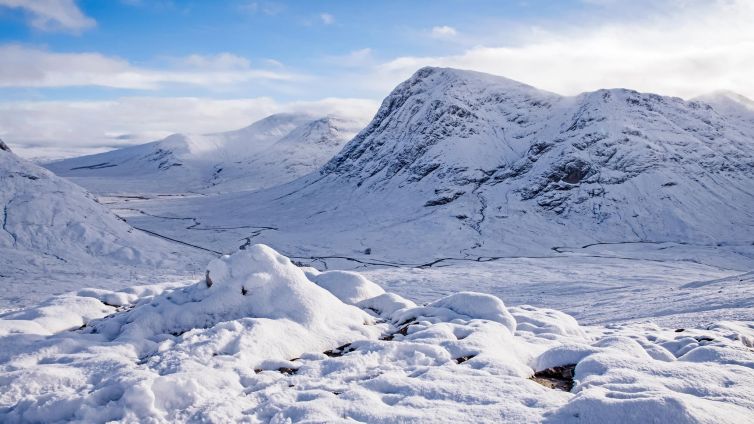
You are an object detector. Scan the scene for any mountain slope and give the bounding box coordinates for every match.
[0,147,204,311]
[134,67,754,263]
[45,113,365,194]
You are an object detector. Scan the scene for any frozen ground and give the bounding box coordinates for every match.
[1,246,752,423]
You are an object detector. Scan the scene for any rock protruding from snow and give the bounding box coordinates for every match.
[0,139,10,152]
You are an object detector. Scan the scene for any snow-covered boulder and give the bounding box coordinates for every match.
[310,270,386,305]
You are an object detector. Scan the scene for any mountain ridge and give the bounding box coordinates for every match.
[45,113,366,194]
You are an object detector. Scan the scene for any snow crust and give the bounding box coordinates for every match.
[2,245,753,423]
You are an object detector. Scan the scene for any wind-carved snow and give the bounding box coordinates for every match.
[1,245,753,423]
[45,113,366,194]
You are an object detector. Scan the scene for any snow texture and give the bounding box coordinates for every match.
[1,245,753,423]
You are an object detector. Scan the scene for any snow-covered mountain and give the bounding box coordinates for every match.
[45,113,365,194]
[0,145,204,311]
[142,67,754,263]
[693,90,754,133]
[205,115,365,192]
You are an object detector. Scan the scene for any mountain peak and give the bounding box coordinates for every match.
[321,67,560,185]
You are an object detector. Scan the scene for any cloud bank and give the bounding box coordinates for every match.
[0,0,95,32]
[364,0,754,99]
[0,97,378,160]
[0,46,299,90]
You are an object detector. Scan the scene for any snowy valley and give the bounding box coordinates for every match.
[1,67,754,423]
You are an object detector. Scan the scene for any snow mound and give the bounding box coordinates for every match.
[93,245,375,344]
[425,291,517,333]
[311,270,386,304]
[357,292,417,317]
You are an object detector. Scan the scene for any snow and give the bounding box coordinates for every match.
[310,270,386,304]
[1,245,753,423]
[0,147,206,313]
[89,67,754,272]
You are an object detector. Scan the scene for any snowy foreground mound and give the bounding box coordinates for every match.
[2,246,754,423]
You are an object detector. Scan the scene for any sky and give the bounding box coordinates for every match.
[1,0,753,159]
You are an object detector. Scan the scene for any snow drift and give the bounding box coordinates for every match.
[1,245,753,423]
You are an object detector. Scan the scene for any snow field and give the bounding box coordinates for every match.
[1,245,753,423]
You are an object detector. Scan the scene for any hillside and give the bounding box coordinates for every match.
[0,146,206,311]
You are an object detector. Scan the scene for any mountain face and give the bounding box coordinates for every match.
[45,113,364,194]
[316,68,754,237]
[159,67,754,262]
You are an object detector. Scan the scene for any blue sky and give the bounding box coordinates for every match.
[1,0,752,158]
[0,0,594,100]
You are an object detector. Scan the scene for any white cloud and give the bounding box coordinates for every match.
[0,0,95,32]
[430,25,457,38]
[0,45,298,89]
[357,0,754,100]
[0,97,378,159]
[320,12,335,25]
